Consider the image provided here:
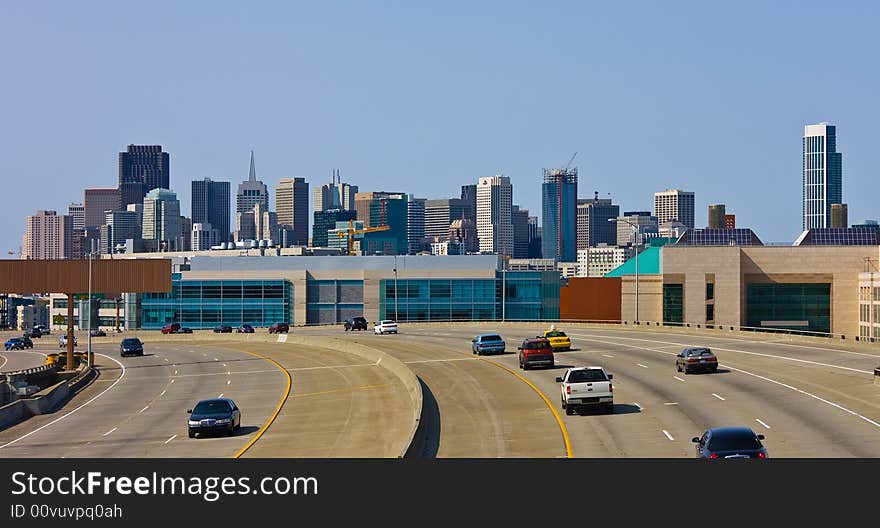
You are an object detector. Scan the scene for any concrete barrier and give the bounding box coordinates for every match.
[0,400,27,430]
[0,365,96,432]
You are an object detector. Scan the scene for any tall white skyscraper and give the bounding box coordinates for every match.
[476,175,513,257]
[21,210,72,259]
[236,151,269,214]
[653,189,695,229]
[142,188,181,251]
[803,122,843,230]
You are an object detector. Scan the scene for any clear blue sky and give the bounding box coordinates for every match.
[2,1,878,252]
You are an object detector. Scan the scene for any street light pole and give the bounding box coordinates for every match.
[393,255,399,322]
[502,269,506,322]
[87,251,93,366]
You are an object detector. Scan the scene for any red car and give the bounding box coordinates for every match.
[268,322,289,334]
[161,323,181,334]
[517,337,555,370]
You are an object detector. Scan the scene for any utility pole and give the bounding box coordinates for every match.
[87,252,93,367]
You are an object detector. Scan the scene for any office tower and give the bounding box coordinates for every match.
[313,170,357,213]
[616,211,659,246]
[803,122,843,230]
[460,184,477,225]
[527,216,541,258]
[234,211,256,242]
[708,204,726,229]
[449,218,478,254]
[276,177,309,245]
[236,151,269,214]
[576,192,619,250]
[84,188,121,228]
[312,209,357,247]
[192,178,231,243]
[725,215,736,229]
[368,194,409,255]
[142,188,181,252]
[654,188,695,229]
[542,168,578,262]
[424,198,464,240]
[354,191,404,228]
[119,145,170,208]
[830,203,848,228]
[407,196,426,255]
[68,203,84,232]
[179,216,192,251]
[192,223,220,250]
[512,205,531,258]
[100,210,141,254]
[476,175,513,257]
[21,211,72,259]
[253,203,278,242]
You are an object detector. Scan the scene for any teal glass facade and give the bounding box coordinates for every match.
[663,284,684,323]
[141,275,293,329]
[746,283,831,333]
[379,271,559,322]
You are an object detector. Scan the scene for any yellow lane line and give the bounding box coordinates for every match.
[232,353,291,459]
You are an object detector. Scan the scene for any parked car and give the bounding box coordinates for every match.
[23,328,42,339]
[213,325,233,333]
[161,323,181,334]
[90,329,107,337]
[177,327,193,334]
[517,338,554,370]
[187,398,241,438]
[268,322,289,334]
[32,325,50,336]
[543,327,572,351]
[344,317,368,331]
[557,367,614,415]
[120,337,144,357]
[471,334,506,355]
[676,346,718,374]
[692,427,768,459]
[5,337,33,350]
[58,334,78,348]
[373,320,398,335]
[236,324,255,334]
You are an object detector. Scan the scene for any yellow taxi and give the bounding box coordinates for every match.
[542,327,572,351]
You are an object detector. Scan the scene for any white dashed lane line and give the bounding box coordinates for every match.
[602,354,615,358]
[712,393,726,401]
[663,430,675,441]
[138,406,149,413]
[164,435,177,445]
[673,376,685,382]
[636,363,649,369]
[102,427,117,437]
[756,418,771,429]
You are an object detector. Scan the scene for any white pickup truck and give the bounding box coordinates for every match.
[556,367,614,415]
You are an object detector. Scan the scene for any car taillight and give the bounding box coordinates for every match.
[609,383,613,392]
[757,452,766,459]
[687,358,697,363]
[566,386,571,394]
[709,453,718,459]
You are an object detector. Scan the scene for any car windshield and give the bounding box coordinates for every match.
[381,321,395,325]
[122,339,141,345]
[524,341,550,350]
[546,331,567,338]
[481,335,502,342]
[193,400,231,414]
[688,348,713,356]
[707,431,761,451]
[568,369,608,383]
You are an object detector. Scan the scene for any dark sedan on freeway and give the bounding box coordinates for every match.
[692,427,768,459]
[120,338,144,357]
[213,325,233,333]
[676,347,718,374]
[236,325,255,333]
[187,398,241,438]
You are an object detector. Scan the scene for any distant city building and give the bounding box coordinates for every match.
[21,210,72,259]
[654,188,695,229]
[725,214,736,229]
[507,258,555,272]
[142,188,181,252]
[368,193,409,255]
[576,192,619,250]
[460,184,477,226]
[354,191,404,228]
[430,241,464,255]
[192,178,231,243]
[234,210,256,242]
[852,219,879,229]
[68,203,85,232]
[542,168,578,262]
[236,151,269,215]
[192,223,220,251]
[527,216,542,258]
[708,204,726,229]
[424,198,465,240]
[830,203,848,229]
[511,205,531,258]
[407,196,426,255]
[179,216,192,251]
[313,170,357,213]
[803,122,843,230]
[477,176,514,257]
[312,209,357,247]
[449,218,478,254]
[84,188,121,229]
[616,211,659,247]
[100,210,141,254]
[557,261,578,279]
[254,203,278,243]
[118,145,170,208]
[276,177,309,245]
[659,219,688,239]
[576,244,633,277]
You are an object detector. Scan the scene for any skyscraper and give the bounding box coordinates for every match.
[368,194,409,255]
[312,209,357,247]
[542,167,578,262]
[803,122,843,230]
[654,189,695,229]
[616,211,659,247]
[407,196,426,255]
[511,205,531,258]
[576,192,619,249]
[460,184,477,226]
[68,203,84,232]
[354,191,404,228]
[236,151,269,214]
[84,188,121,229]
[253,203,278,242]
[100,210,141,254]
[21,211,72,259]
[192,178,231,243]
[313,170,357,213]
[527,216,541,258]
[276,177,309,245]
[476,175,513,257]
[192,223,220,250]
[708,204,726,229]
[142,188,181,252]
[118,145,170,208]
[424,198,465,239]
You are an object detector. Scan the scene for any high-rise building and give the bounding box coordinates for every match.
[576,245,634,277]
[142,188,181,252]
[725,214,736,229]
[616,211,659,247]
[192,223,220,251]
[100,210,141,254]
[449,218,478,254]
[119,145,170,208]
[654,188,695,229]
[527,216,541,258]
[234,210,256,242]
[803,122,843,230]
[460,184,477,226]
[68,203,84,232]
[407,196,426,255]
[253,203,278,242]
[830,203,848,228]
[192,178,231,243]
[542,168,578,262]
[313,170,357,213]
[236,151,269,214]
[312,209,357,247]
[179,216,192,251]
[276,177,309,245]
[708,204,726,229]
[424,198,465,239]
[369,194,409,255]
[354,191,403,228]
[476,175,513,257]
[21,211,72,259]
[576,192,619,250]
[511,205,531,259]
[84,188,121,229]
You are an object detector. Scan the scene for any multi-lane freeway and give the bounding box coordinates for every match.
[2,323,880,458]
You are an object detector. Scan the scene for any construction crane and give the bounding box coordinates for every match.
[336,219,391,255]
[563,151,578,171]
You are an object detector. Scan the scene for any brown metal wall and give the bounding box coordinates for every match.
[560,277,622,321]
[0,259,172,294]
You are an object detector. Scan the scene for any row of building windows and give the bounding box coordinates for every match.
[857,287,880,302]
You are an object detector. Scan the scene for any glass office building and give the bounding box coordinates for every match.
[746,283,831,334]
[141,275,293,329]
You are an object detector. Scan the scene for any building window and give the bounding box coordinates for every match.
[706,283,714,301]
[663,284,684,324]
[746,283,830,334]
[706,303,714,323]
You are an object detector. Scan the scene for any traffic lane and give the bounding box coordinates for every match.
[0,350,47,372]
[58,343,284,458]
[228,341,412,457]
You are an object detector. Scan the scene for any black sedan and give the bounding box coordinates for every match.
[120,337,144,357]
[676,347,718,374]
[187,398,241,438]
[235,324,254,334]
[692,427,768,459]
[344,317,368,331]
[213,325,233,333]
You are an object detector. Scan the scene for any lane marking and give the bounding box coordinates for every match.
[403,357,478,365]
[102,427,117,436]
[223,364,227,367]
[664,402,678,406]
[0,353,126,450]
[0,354,7,370]
[756,418,771,429]
[218,393,224,398]
[159,390,166,397]
[233,353,291,459]
[164,434,177,444]
[227,380,231,385]
[601,354,615,358]
[673,376,685,382]
[170,379,175,383]
[294,383,388,398]
[174,370,178,375]
[138,406,149,413]
[712,393,726,401]
[214,358,219,361]
[663,430,675,441]
[637,363,649,369]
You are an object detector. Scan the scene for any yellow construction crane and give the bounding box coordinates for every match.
[336,219,390,255]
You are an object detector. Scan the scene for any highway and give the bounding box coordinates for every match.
[1,332,52,373]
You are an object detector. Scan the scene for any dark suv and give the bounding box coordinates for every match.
[344,317,368,331]
[269,322,289,334]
